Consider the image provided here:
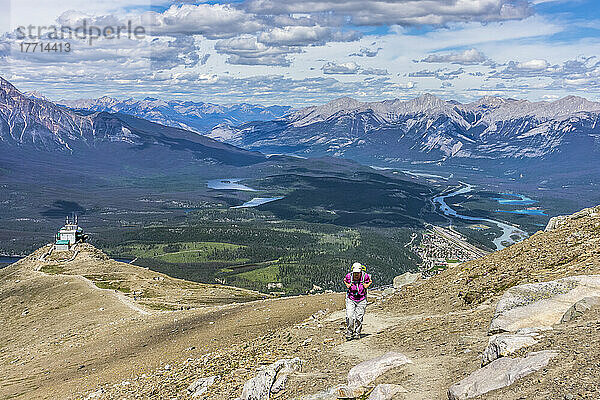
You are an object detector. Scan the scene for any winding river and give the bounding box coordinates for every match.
[433,184,529,250]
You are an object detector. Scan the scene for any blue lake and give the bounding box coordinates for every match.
[207,179,257,191]
[493,193,537,206]
[0,256,22,267]
[495,209,548,216]
[232,197,285,208]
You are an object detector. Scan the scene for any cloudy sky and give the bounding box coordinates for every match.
[1,0,599,106]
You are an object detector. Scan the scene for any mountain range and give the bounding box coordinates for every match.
[207,94,600,170]
[58,96,291,134]
[0,76,265,167]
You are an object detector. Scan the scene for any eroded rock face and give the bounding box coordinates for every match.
[489,275,600,333]
[347,352,412,389]
[239,358,302,400]
[393,272,421,290]
[560,296,600,323]
[448,351,558,400]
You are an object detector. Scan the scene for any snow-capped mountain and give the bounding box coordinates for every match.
[0,76,264,166]
[59,97,292,134]
[208,94,600,165]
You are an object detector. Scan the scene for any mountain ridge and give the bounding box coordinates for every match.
[57,95,292,134]
[0,76,266,166]
[207,93,600,167]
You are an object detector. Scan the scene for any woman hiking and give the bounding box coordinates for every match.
[344,262,372,340]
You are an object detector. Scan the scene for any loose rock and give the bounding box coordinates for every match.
[560,296,600,323]
[481,333,538,366]
[239,358,302,400]
[489,275,600,333]
[367,384,407,400]
[393,272,421,290]
[187,376,218,398]
[448,350,558,400]
[347,352,412,389]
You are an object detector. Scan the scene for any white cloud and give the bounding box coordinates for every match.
[361,67,389,75]
[258,25,360,46]
[418,49,489,65]
[408,67,465,80]
[349,47,382,57]
[516,59,549,70]
[245,0,533,26]
[322,61,361,74]
[139,4,264,39]
[215,36,300,66]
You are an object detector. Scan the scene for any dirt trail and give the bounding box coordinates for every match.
[73,273,152,315]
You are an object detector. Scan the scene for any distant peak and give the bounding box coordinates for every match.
[325,96,361,108]
[407,93,448,109]
[97,95,116,101]
[311,96,363,116]
[25,91,49,101]
[418,93,439,100]
[475,96,507,107]
[0,76,20,93]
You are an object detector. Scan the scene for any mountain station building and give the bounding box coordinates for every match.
[54,216,87,251]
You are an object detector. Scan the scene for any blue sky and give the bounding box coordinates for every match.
[1,0,599,106]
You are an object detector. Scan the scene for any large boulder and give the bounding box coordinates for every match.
[489,275,600,333]
[239,358,302,400]
[560,296,600,323]
[347,352,412,389]
[448,350,558,400]
[481,333,538,366]
[393,272,420,290]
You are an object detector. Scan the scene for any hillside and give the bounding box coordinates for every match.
[0,244,341,400]
[63,205,600,399]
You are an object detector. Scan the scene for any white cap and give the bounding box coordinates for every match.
[352,262,363,273]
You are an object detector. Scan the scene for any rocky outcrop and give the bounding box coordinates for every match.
[239,358,302,400]
[481,332,539,366]
[393,272,421,290]
[448,351,558,400]
[560,296,600,323]
[545,206,600,231]
[347,352,412,389]
[489,275,600,333]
